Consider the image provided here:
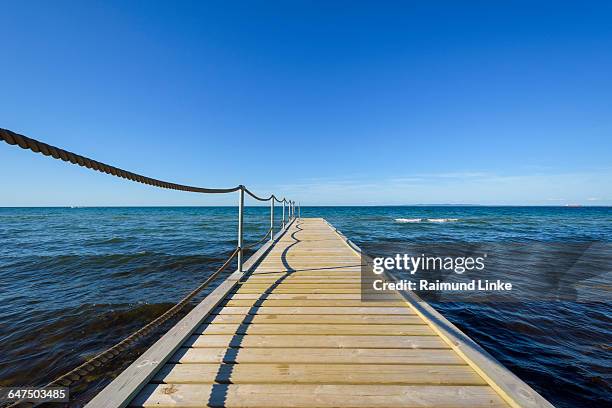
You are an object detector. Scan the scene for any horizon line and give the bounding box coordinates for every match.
[1,204,610,208]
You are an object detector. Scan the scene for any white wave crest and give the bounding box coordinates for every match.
[395,218,422,223]
[395,218,460,223]
[427,218,459,222]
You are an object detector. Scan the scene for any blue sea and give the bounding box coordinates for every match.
[0,206,610,407]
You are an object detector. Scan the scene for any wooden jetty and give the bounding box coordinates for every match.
[87,218,552,408]
[0,129,553,407]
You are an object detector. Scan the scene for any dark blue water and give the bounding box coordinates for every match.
[0,206,610,407]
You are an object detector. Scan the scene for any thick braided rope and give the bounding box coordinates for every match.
[244,187,287,203]
[244,187,273,201]
[0,128,240,194]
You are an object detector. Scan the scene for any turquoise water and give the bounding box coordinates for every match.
[0,206,610,407]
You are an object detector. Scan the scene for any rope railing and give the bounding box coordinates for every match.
[0,127,299,270]
[243,187,288,204]
[0,128,293,204]
[243,187,274,202]
[0,126,302,406]
[273,195,289,203]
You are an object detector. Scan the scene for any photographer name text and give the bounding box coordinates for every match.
[372,279,512,292]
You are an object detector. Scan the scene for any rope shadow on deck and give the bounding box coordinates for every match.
[207,220,304,406]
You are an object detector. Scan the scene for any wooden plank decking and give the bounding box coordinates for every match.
[89,218,553,408]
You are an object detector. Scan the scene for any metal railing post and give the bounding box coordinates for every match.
[270,199,274,242]
[237,186,245,272]
[298,202,301,218]
[282,200,286,228]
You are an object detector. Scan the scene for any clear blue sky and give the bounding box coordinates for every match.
[1,0,611,206]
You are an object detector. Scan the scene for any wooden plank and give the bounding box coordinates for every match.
[237,283,362,289]
[247,269,361,274]
[242,278,361,283]
[252,262,361,266]
[235,287,362,294]
[250,268,362,273]
[243,279,368,284]
[253,266,361,270]
[131,384,508,407]
[213,306,416,315]
[169,347,464,365]
[258,255,359,258]
[228,293,400,300]
[184,334,450,349]
[262,250,356,253]
[152,363,485,385]
[239,280,363,286]
[195,323,434,336]
[204,314,423,325]
[257,259,359,262]
[257,255,353,259]
[224,299,407,307]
